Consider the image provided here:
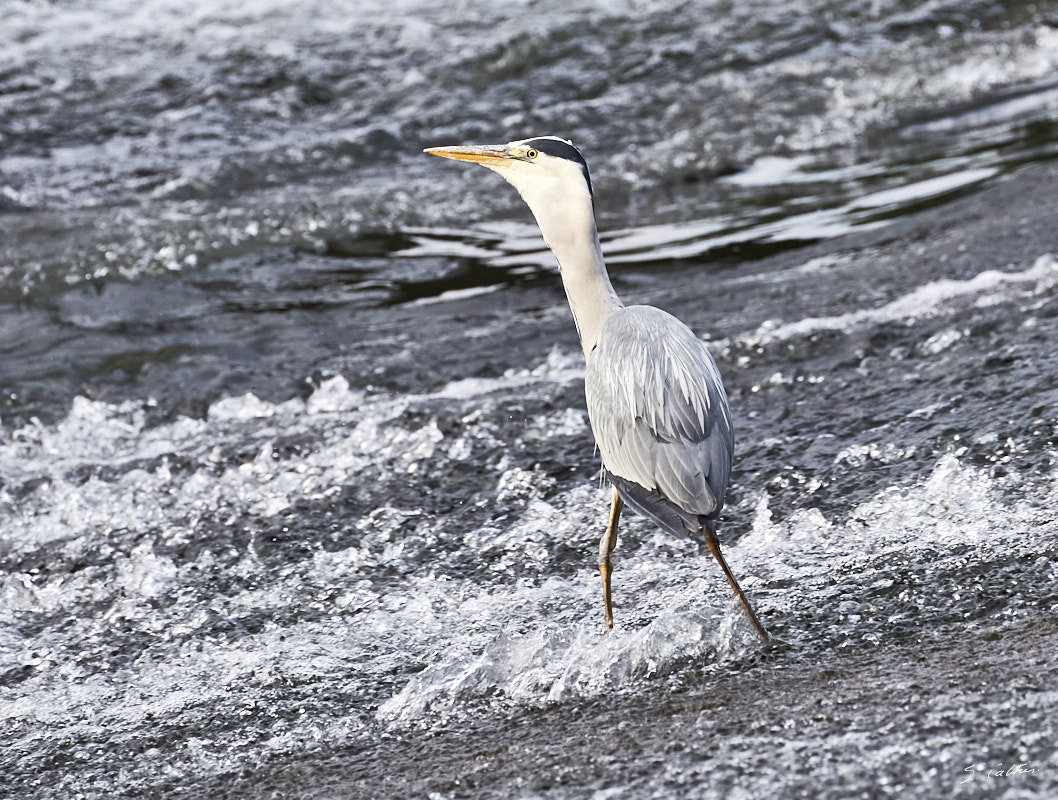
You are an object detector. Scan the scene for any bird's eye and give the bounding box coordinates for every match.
[526,148,538,159]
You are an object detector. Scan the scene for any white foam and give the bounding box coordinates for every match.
[435,345,583,400]
[3,349,1054,780]
[786,26,1058,153]
[740,253,1058,347]
[740,453,1020,602]
[0,346,584,554]
[377,609,742,723]
[115,543,179,599]
[834,442,917,468]
[305,375,365,414]
[207,392,278,421]
[921,327,966,355]
[378,452,1051,724]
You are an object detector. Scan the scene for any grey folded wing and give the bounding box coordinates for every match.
[584,305,734,535]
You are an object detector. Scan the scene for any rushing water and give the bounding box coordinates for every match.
[2,1,1058,798]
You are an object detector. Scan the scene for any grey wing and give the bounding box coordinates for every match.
[584,305,734,534]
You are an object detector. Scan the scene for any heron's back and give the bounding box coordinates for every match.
[584,305,734,536]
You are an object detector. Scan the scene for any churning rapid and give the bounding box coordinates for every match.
[2,1,1058,798]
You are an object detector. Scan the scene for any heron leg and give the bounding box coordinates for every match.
[599,487,623,629]
[703,521,771,647]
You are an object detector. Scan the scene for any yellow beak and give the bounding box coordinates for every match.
[424,144,514,167]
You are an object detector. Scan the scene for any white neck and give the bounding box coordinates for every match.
[547,213,623,360]
[504,170,623,360]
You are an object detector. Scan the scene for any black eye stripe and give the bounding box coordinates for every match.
[523,138,593,198]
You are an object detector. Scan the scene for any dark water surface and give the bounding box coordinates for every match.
[2,1,1058,798]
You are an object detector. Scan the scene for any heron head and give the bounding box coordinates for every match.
[425,135,596,253]
[425,136,593,207]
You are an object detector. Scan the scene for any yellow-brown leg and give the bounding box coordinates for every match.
[703,521,771,647]
[598,487,623,629]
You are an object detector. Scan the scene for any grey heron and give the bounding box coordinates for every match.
[425,136,770,645]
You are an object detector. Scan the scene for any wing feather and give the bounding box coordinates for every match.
[584,305,734,529]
